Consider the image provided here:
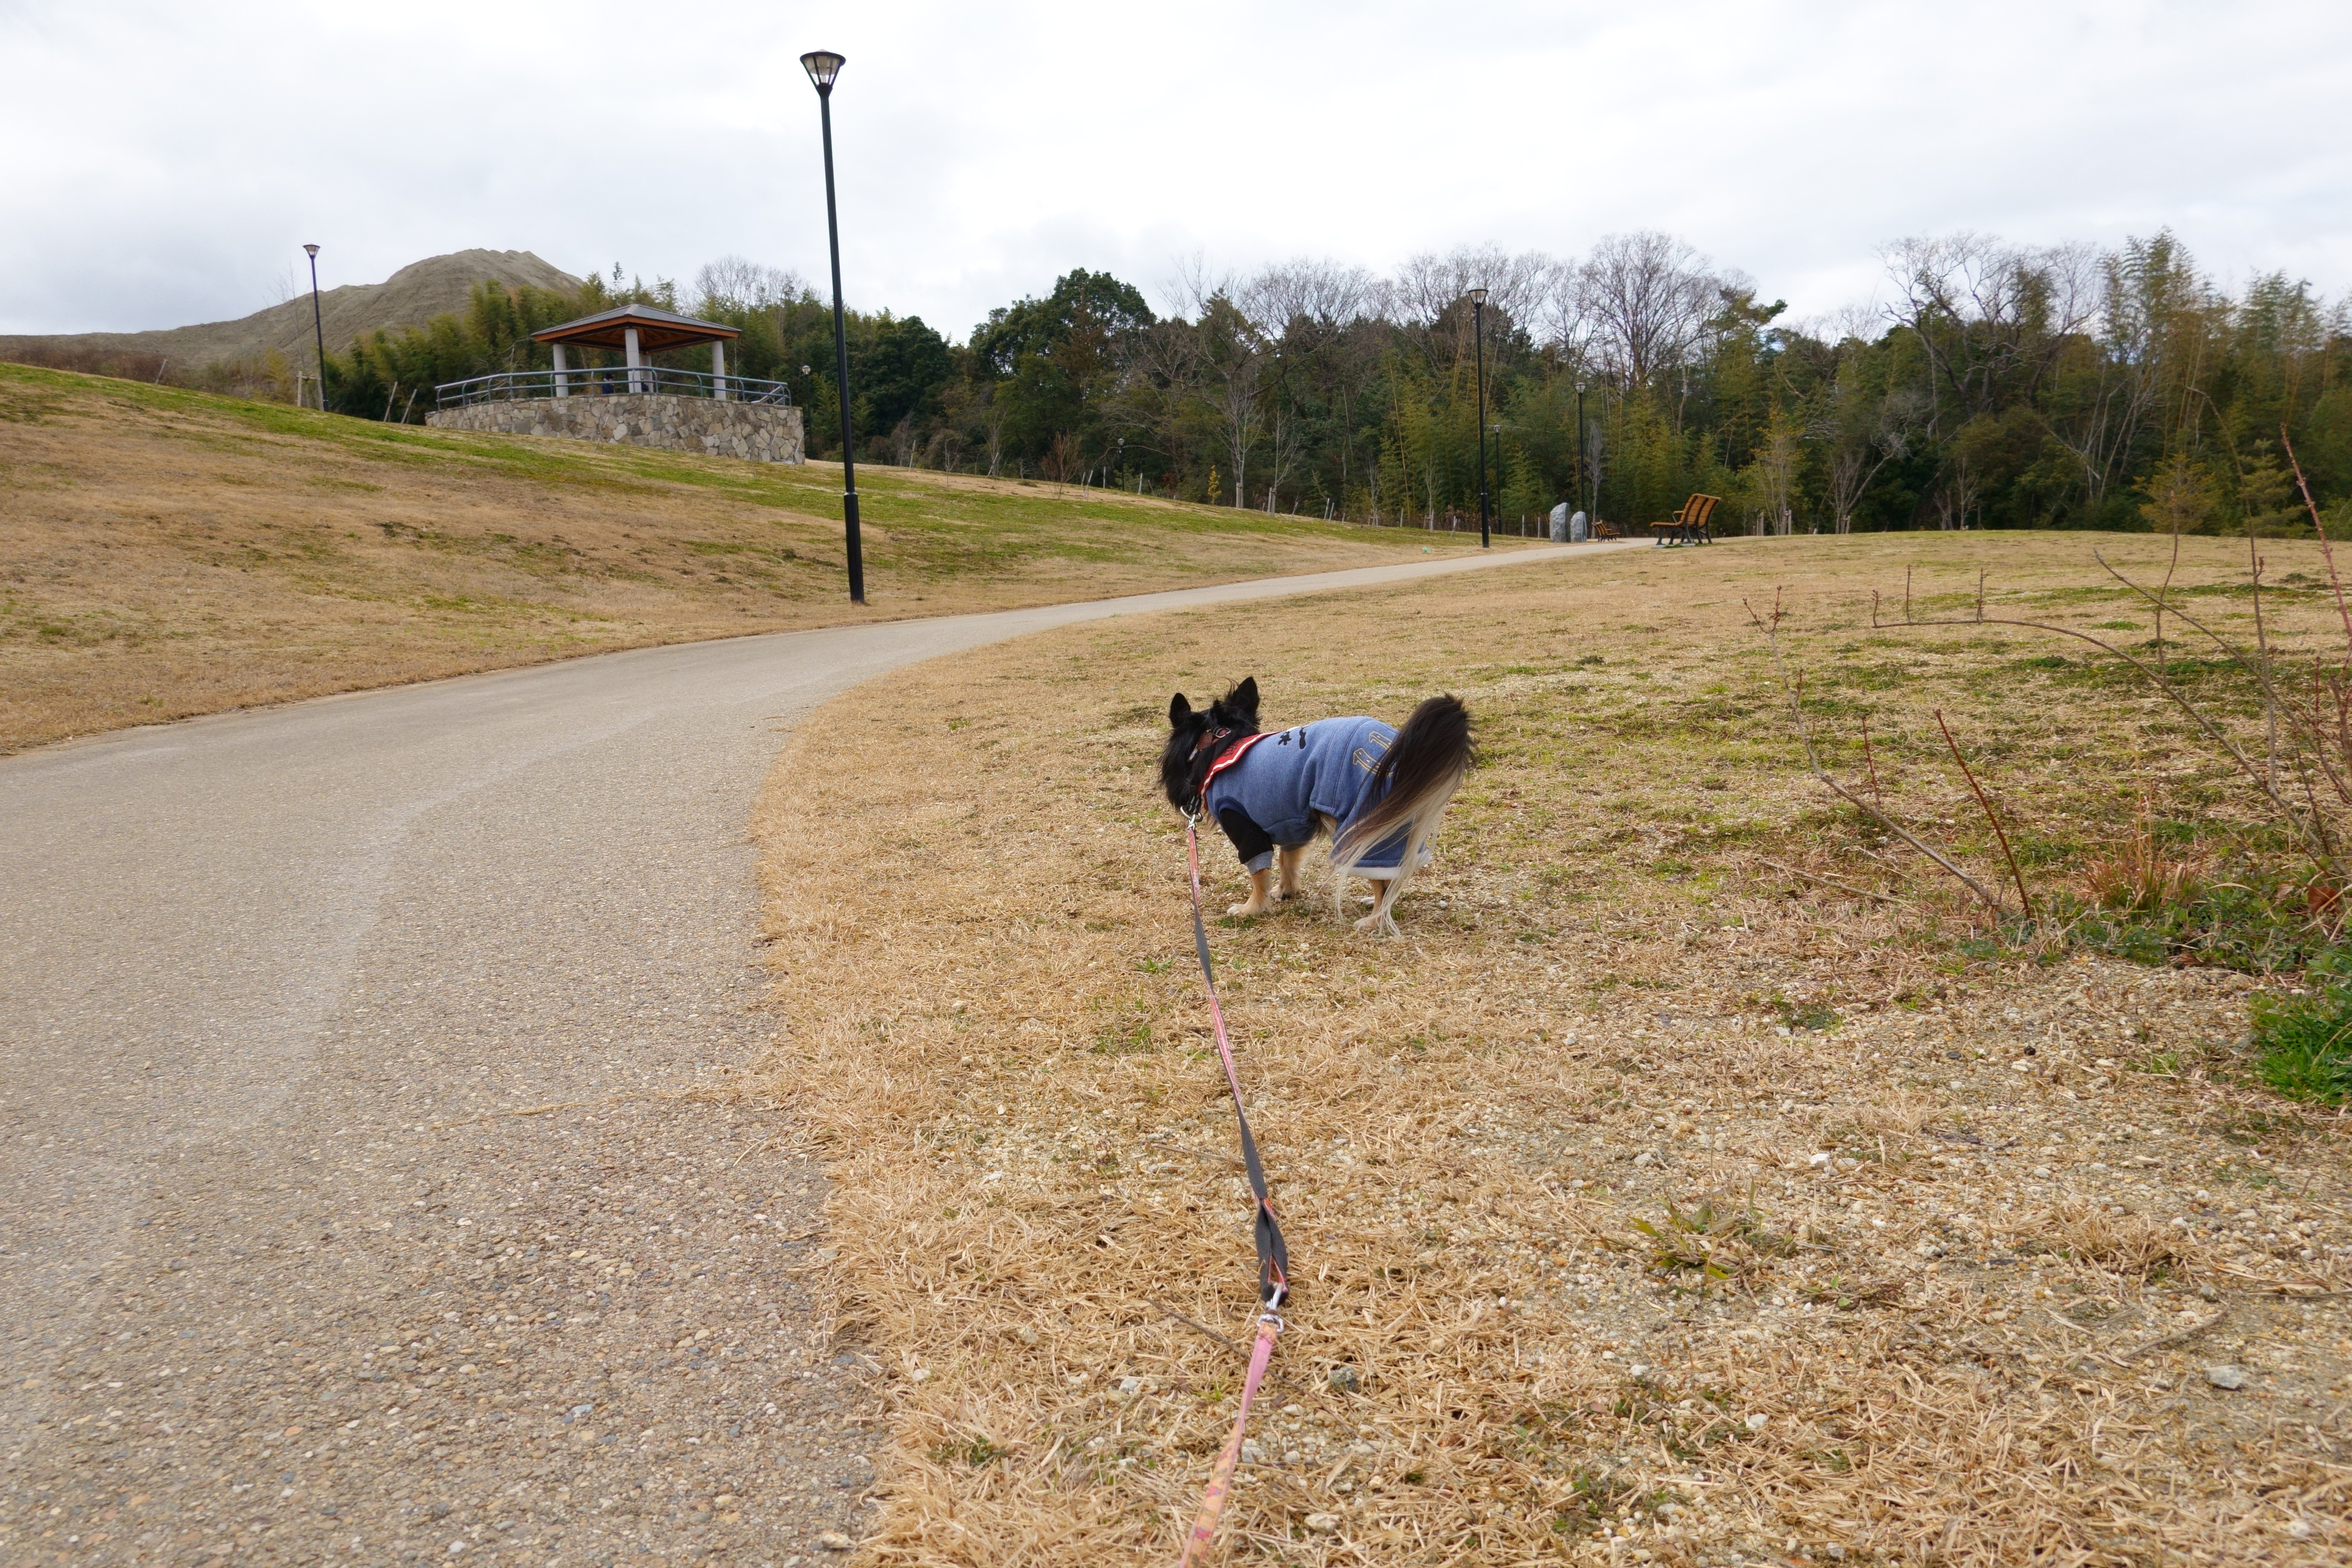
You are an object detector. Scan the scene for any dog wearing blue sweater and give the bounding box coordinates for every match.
[1161,677,1474,935]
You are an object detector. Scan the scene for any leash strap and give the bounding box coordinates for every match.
[1182,815,1289,1307]
[1174,814,1289,1568]
[1175,1311,1283,1568]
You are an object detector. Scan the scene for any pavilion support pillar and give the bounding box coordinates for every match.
[711,340,728,401]
[625,327,644,394]
[551,343,569,398]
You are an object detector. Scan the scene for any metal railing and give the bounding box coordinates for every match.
[433,366,793,410]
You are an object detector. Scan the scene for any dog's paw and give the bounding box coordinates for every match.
[1226,901,1263,918]
[1275,885,1302,901]
[1352,911,1401,938]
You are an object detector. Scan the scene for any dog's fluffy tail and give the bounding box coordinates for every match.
[1331,695,1473,926]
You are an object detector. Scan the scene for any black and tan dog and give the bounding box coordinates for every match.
[1161,677,1473,934]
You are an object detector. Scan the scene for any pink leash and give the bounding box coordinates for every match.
[1173,813,1290,1567]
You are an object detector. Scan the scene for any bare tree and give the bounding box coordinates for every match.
[692,256,810,315]
[1577,232,1720,390]
[1533,262,1597,370]
[1238,259,1365,507]
[1820,374,1923,534]
[1116,316,1205,485]
[1757,411,1800,535]
[2042,232,2210,507]
[1240,258,1375,336]
[1191,294,1267,507]
[1931,450,1979,530]
[978,383,1008,477]
[1389,245,1560,328]
[1880,232,2097,428]
[1263,394,1310,506]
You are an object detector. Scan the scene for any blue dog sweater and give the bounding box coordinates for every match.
[1202,718,1410,873]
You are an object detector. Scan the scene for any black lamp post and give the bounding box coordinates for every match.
[801,49,865,605]
[1467,288,1491,548]
[303,244,327,411]
[1575,378,1587,523]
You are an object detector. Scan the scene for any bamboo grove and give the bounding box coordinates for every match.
[322,232,2352,535]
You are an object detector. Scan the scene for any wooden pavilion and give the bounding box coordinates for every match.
[532,303,741,398]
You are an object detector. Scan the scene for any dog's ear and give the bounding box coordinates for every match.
[1230,676,1259,722]
[1168,692,1194,729]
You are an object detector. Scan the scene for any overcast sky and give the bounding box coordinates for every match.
[5,0,2347,340]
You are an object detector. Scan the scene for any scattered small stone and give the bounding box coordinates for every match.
[1280,1403,1305,1417]
[1327,1366,1361,1393]
[1116,1377,1144,1398]
[1633,1151,1658,1168]
[1745,1413,1769,1432]
[2205,1365,2248,1390]
[817,1532,854,1552]
[1304,1512,1342,1534]
[1628,1363,1657,1384]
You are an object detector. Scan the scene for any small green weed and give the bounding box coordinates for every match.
[1550,1465,1641,1536]
[1799,1272,1904,1310]
[2248,955,2352,1102]
[2056,865,2335,974]
[931,1436,1009,1468]
[1632,1191,1789,1288]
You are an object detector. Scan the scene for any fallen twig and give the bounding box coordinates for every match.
[1755,856,1911,907]
[1151,1298,1246,1354]
[2110,1310,2225,1363]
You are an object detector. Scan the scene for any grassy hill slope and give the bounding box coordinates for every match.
[0,363,1485,752]
[0,249,581,373]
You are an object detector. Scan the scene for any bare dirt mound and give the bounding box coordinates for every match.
[0,249,581,370]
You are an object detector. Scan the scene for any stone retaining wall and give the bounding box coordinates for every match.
[427,394,803,464]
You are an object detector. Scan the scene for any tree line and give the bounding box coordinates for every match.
[318,232,2351,534]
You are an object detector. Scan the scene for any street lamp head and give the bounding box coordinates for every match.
[1466,287,1488,307]
[801,50,845,93]
[303,244,319,259]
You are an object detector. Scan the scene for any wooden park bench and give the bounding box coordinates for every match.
[1591,519,1624,540]
[1647,493,1719,546]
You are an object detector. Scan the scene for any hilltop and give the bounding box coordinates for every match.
[0,249,581,375]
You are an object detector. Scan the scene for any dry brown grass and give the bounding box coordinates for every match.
[755,532,2352,1565]
[0,363,1471,752]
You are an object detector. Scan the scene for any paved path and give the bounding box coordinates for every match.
[0,542,1625,1565]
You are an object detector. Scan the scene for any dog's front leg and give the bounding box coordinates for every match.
[1227,867,1273,918]
[1275,843,1307,901]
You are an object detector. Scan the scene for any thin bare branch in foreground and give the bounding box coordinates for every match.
[1936,709,2035,924]
[1750,592,2006,914]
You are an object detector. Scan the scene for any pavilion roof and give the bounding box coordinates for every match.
[531,303,739,351]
